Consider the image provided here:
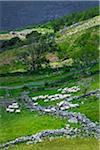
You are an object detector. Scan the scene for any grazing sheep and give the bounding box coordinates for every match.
[65,94,71,97]
[6,108,10,112]
[61,86,80,93]
[33,102,38,106]
[51,98,56,101]
[44,109,51,113]
[8,105,14,109]
[58,101,79,110]
[6,102,20,113]
[50,107,56,111]
[13,105,19,109]
[58,101,65,107]
[8,109,14,113]
[15,109,21,113]
[81,101,84,104]
[8,104,19,109]
[32,97,38,101]
[12,103,18,106]
[54,97,59,100]
[60,105,70,110]
[38,96,44,99]
[61,91,66,94]
[57,88,62,92]
[44,99,49,102]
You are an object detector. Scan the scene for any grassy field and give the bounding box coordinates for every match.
[0,72,99,144]
[8,138,99,150]
[0,108,82,144]
[0,109,66,143]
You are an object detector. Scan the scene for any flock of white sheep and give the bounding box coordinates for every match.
[6,102,21,113]
[5,86,80,113]
[31,86,80,110]
[32,93,71,102]
[32,86,80,102]
[58,86,80,93]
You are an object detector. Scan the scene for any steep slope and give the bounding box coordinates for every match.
[56,16,99,59]
[56,16,99,42]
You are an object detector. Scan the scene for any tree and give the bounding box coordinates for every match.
[19,32,58,72]
[26,31,41,44]
[19,42,49,71]
[0,37,22,50]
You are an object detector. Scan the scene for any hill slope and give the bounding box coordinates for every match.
[0,15,99,74]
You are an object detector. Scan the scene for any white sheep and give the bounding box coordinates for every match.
[32,97,38,101]
[15,109,21,113]
[33,102,38,106]
[60,107,64,110]
[8,105,14,109]
[57,88,62,92]
[44,99,49,102]
[58,101,65,107]
[44,109,51,112]
[12,102,18,106]
[6,108,10,112]
[8,109,14,113]
[12,105,19,109]
[51,98,56,101]
[50,107,56,111]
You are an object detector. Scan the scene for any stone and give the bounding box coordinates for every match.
[26,141,33,145]
[68,117,78,123]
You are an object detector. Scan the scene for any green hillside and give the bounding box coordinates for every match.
[0,15,99,74]
[0,6,99,150]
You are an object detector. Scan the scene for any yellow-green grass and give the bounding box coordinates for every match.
[56,16,99,44]
[8,138,99,150]
[0,109,66,143]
